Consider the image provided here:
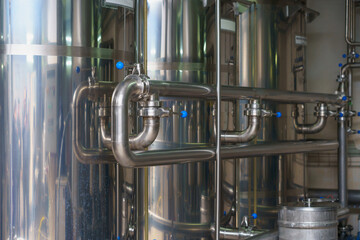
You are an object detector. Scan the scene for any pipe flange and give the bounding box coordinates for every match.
[138,107,170,118]
[314,103,329,117]
[244,108,261,117]
[139,100,161,108]
[140,75,151,99]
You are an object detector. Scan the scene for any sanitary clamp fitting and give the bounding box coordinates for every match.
[138,100,171,118]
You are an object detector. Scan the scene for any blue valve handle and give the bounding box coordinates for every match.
[180,110,188,118]
[342,96,348,101]
[251,213,258,219]
[75,66,81,73]
[116,61,125,70]
[339,112,344,117]
[357,112,360,117]
[343,54,347,58]
[339,63,343,67]
[275,112,282,118]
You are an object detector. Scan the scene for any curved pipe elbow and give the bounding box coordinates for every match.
[129,117,160,150]
[221,116,260,143]
[293,116,327,134]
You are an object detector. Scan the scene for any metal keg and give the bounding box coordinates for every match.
[278,200,338,240]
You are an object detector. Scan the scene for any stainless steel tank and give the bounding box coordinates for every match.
[135,0,215,238]
[0,0,134,239]
[233,1,307,229]
[278,201,338,240]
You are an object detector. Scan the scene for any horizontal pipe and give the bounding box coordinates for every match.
[219,228,267,239]
[148,80,344,105]
[246,230,278,240]
[112,76,340,167]
[308,189,360,205]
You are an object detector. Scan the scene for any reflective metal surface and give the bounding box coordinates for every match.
[0,0,134,239]
[136,0,214,238]
[233,2,308,229]
[278,202,338,240]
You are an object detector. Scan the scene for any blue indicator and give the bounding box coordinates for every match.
[116,61,124,70]
[251,213,258,219]
[75,66,80,73]
[180,110,188,118]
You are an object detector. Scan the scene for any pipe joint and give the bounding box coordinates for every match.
[138,99,171,118]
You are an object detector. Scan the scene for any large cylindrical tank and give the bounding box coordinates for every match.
[278,201,338,240]
[135,0,215,238]
[232,1,308,229]
[0,1,134,239]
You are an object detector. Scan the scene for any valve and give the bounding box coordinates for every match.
[138,100,171,118]
[180,110,188,118]
[337,74,347,83]
[244,99,281,118]
[116,61,124,70]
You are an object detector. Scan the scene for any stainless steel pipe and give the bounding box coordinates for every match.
[100,117,112,149]
[129,117,160,150]
[72,81,117,164]
[215,0,221,237]
[222,116,260,143]
[148,80,344,105]
[112,75,340,167]
[345,0,360,46]
[293,116,327,134]
[338,117,348,208]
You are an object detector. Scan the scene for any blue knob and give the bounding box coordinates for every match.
[356,53,360,58]
[339,112,344,117]
[116,61,124,70]
[339,63,343,67]
[358,130,360,134]
[224,211,226,216]
[180,110,188,118]
[342,54,347,58]
[251,213,258,219]
[320,196,324,199]
[276,112,282,118]
[117,237,120,240]
[75,66,80,74]
[358,112,360,117]
[342,96,348,101]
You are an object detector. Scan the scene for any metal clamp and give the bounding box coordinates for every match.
[138,100,171,118]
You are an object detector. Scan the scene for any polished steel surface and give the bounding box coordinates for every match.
[278,202,338,240]
[233,2,308,230]
[148,80,344,105]
[215,0,222,237]
[0,1,134,239]
[338,117,348,208]
[137,0,214,238]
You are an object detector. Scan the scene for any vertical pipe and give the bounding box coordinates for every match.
[338,117,348,208]
[215,0,221,239]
